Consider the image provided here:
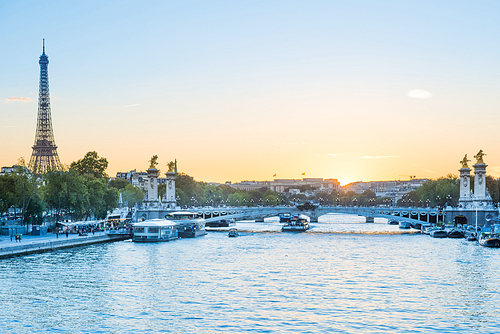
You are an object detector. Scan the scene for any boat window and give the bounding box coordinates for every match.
[149,227,159,233]
[135,227,145,233]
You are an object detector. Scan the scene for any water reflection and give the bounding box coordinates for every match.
[1,230,500,333]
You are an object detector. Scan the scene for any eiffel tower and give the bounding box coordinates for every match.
[28,39,63,174]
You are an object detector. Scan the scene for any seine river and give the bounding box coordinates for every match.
[2,218,500,333]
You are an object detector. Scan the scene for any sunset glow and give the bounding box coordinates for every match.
[1,1,499,183]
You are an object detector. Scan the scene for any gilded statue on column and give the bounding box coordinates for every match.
[459,154,470,168]
[167,160,175,173]
[149,155,159,169]
[474,150,486,164]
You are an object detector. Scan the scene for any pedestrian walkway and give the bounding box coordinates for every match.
[0,231,126,258]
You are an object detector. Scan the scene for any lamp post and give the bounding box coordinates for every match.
[426,199,430,207]
[336,197,340,206]
[436,195,441,208]
[176,196,180,207]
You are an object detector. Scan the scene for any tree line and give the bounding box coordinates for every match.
[3,151,500,226]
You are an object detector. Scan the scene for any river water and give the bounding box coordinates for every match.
[1,219,500,333]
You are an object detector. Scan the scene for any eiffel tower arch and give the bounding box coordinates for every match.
[28,39,63,174]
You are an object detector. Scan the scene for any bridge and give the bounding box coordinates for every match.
[134,205,443,225]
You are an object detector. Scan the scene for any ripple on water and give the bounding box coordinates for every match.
[1,231,500,333]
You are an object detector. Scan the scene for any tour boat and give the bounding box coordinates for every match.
[167,211,207,238]
[132,219,178,242]
[281,215,310,232]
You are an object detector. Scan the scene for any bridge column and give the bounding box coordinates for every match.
[366,216,374,223]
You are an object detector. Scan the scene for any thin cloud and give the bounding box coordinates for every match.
[5,97,31,102]
[122,103,139,108]
[327,153,348,157]
[408,89,432,99]
[360,155,398,159]
[422,168,436,173]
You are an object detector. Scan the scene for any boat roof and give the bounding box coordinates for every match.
[169,211,197,215]
[134,219,177,227]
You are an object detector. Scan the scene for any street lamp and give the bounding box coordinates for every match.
[336,197,340,206]
[436,195,441,208]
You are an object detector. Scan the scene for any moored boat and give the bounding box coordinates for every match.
[479,225,500,247]
[282,214,310,232]
[430,229,448,238]
[447,229,465,239]
[133,219,178,242]
[206,218,236,228]
[167,211,207,238]
[399,221,411,229]
[479,234,500,247]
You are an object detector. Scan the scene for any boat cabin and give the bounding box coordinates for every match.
[166,211,207,238]
[133,219,178,242]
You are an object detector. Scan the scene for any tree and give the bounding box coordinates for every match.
[109,178,130,190]
[122,184,145,207]
[70,151,109,179]
[11,161,41,226]
[43,169,89,222]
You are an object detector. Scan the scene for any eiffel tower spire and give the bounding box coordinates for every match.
[28,39,63,174]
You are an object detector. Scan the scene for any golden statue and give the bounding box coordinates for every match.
[474,150,486,164]
[167,160,175,173]
[149,155,159,169]
[460,154,470,168]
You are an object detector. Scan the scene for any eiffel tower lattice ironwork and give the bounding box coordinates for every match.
[28,39,63,174]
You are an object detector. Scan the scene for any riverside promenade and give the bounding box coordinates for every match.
[0,231,128,258]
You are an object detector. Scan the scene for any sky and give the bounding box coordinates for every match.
[1,1,499,185]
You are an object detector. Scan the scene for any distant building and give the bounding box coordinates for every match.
[0,165,30,176]
[229,178,340,195]
[343,179,428,200]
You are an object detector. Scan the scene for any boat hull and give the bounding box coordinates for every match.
[177,229,207,238]
[133,236,178,242]
[479,237,500,248]
[430,230,448,238]
[282,225,310,232]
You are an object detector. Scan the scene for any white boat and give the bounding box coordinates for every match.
[479,225,500,248]
[167,211,207,238]
[133,219,178,242]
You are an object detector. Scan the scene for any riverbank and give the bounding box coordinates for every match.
[0,232,129,258]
